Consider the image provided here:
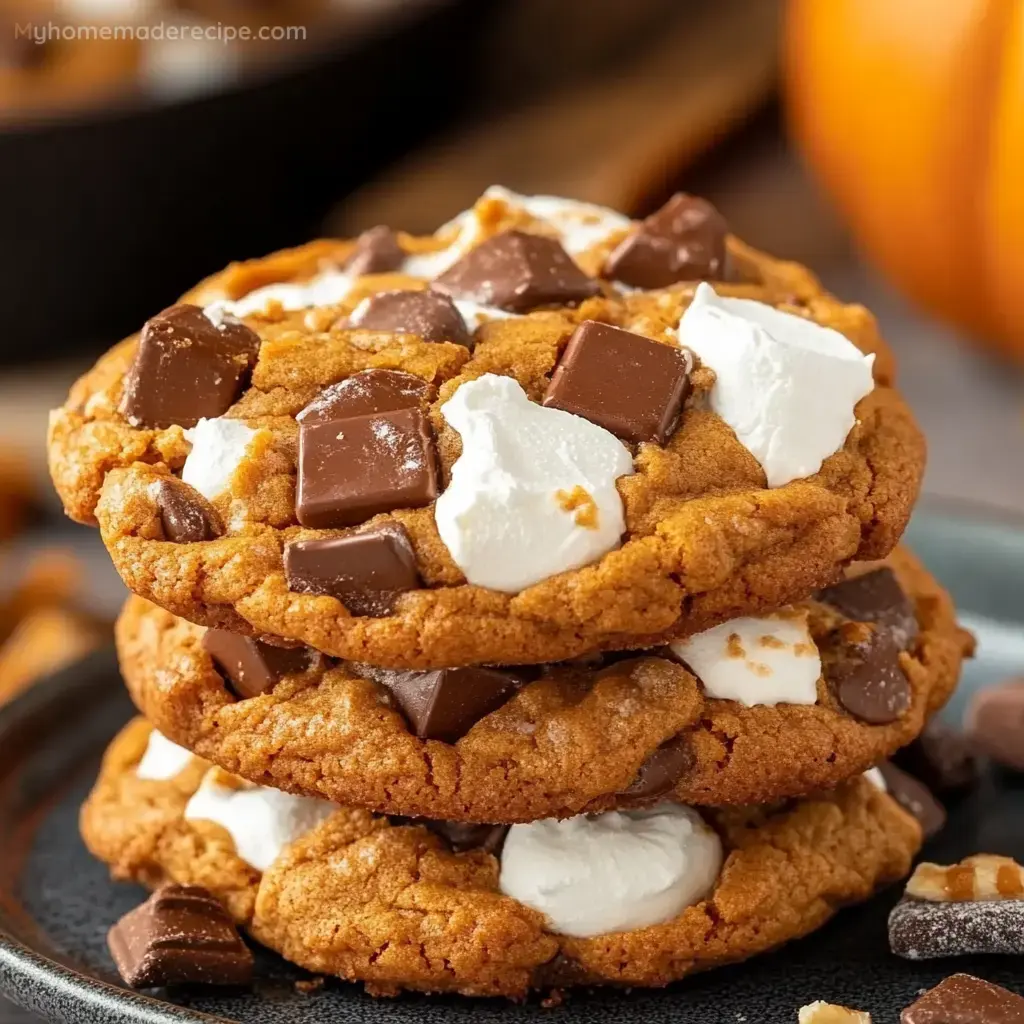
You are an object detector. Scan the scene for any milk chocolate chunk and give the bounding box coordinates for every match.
[622,736,692,798]
[343,225,404,276]
[966,679,1024,771]
[296,369,434,424]
[296,407,438,528]
[543,320,690,444]
[202,629,314,699]
[121,304,261,429]
[155,479,222,543]
[108,884,253,988]
[893,720,980,796]
[817,567,919,647]
[434,229,599,312]
[604,193,728,288]
[878,762,946,838]
[347,289,471,347]
[284,525,420,617]
[825,625,911,724]
[901,974,1024,1024]
[358,664,525,742]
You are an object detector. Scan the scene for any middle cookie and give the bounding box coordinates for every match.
[117,547,971,822]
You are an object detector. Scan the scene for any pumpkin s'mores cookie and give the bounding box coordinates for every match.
[82,718,922,999]
[50,188,923,668]
[116,547,970,822]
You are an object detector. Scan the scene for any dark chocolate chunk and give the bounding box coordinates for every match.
[817,567,918,648]
[296,369,434,425]
[622,736,693,798]
[296,407,438,529]
[121,304,261,430]
[202,629,314,699]
[901,974,1024,1023]
[893,720,981,796]
[891,894,1024,961]
[284,525,420,617]
[878,762,947,838]
[356,664,525,743]
[966,679,1024,771]
[108,884,253,988]
[346,289,471,347]
[389,819,509,855]
[434,230,599,312]
[825,625,912,724]
[155,479,222,543]
[543,320,690,444]
[604,193,728,288]
[343,226,404,276]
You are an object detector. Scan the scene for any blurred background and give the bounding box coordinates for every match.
[0,0,1022,711]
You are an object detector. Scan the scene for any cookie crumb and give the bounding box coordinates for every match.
[294,975,325,995]
[799,1001,870,1023]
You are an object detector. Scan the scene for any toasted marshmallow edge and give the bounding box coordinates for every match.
[136,729,194,781]
[499,804,722,937]
[181,417,258,502]
[670,612,821,707]
[434,373,634,593]
[206,269,356,320]
[184,771,335,873]
[678,283,875,488]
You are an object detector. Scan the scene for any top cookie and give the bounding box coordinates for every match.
[49,187,923,668]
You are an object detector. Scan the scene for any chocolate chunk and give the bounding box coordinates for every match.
[343,226,404,276]
[622,736,693,798]
[891,893,1024,961]
[108,884,253,988]
[390,819,509,855]
[901,974,1024,1024]
[434,230,599,312]
[346,289,471,347]
[817,567,918,648]
[121,304,261,430]
[966,679,1024,771]
[296,369,434,425]
[543,320,690,444]
[357,664,525,743]
[202,629,314,699]
[825,625,912,724]
[604,193,728,288]
[284,525,420,617]
[878,762,947,838]
[296,408,438,529]
[893,720,981,796]
[155,479,222,543]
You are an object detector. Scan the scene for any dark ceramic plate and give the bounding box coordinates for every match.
[1,505,1023,1023]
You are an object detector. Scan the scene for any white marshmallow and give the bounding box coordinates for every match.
[677,283,875,487]
[451,300,517,332]
[863,767,887,792]
[206,270,355,320]
[184,772,335,873]
[670,612,821,707]
[181,417,258,502]
[499,805,722,937]
[136,729,193,781]
[434,374,633,592]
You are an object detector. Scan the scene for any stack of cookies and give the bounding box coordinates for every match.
[49,186,974,999]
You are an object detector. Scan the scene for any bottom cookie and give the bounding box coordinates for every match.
[82,719,923,999]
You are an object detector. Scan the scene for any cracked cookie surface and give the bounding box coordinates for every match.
[116,547,970,822]
[82,718,921,999]
[49,205,922,669]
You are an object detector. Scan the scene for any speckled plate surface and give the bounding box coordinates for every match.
[1,505,1023,1023]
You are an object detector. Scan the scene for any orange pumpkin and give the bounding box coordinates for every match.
[784,0,1024,361]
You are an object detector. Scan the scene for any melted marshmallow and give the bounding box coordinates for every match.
[181,417,258,501]
[206,270,355,320]
[136,729,194,781]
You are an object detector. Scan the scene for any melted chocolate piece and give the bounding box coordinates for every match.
[622,736,693,798]
[296,369,433,425]
[966,679,1024,771]
[108,884,253,988]
[154,479,222,543]
[347,289,471,347]
[202,629,314,699]
[434,230,599,312]
[817,567,918,648]
[878,762,947,838]
[343,226,404,276]
[284,525,420,617]
[825,625,912,724]
[900,974,1024,1023]
[543,320,690,444]
[892,720,981,796]
[604,193,728,288]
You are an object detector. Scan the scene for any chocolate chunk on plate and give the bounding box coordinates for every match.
[901,974,1024,1024]
[343,225,404,276]
[347,289,471,347]
[893,720,980,796]
[543,320,690,444]
[202,630,315,699]
[966,678,1024,771]
[434,229,599,312]
[296,369,434,424]
[121,303,260,430]
[877,762,946,838]
[108,884,252,988]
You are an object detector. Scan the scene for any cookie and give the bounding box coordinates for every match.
[82,718,921,999]
[48,188,923,668]
[116,547,970,821]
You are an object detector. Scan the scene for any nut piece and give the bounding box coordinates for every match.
[905,854,1024,903]
[799,1002,871,1024]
